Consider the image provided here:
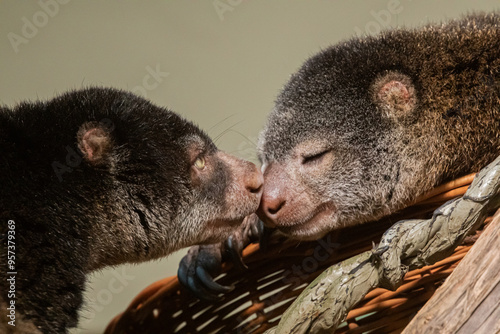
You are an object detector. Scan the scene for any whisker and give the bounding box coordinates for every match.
[208,114,238,134]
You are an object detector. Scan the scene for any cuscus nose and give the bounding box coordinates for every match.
[258,190,286,227]
[216,152,263,198]
[243,162,264,195]
[257,163,288,227]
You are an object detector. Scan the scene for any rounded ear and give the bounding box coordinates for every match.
[77,122,113,164]
[371,71,417,122]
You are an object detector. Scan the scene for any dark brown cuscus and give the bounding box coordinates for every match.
[0,87,263,333]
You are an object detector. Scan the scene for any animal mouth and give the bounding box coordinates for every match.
[212,197,261,229]
[209,212,251,229]
[277,202,335,237]
[211,217,244,228]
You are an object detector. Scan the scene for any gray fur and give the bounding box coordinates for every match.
[258,12,500,240]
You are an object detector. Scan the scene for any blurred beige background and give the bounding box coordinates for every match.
[1,1,498,333]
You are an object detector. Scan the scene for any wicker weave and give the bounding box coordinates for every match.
[105,173,492,334]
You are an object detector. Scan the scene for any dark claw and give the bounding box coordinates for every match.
[179,214,272,300]
[178,244,229,301]
[187,275,221,302]
[250,219,264,242]
[225,216,273,270]
[196,266,233,293]
[259,224,274,253]
[226,235,248,270]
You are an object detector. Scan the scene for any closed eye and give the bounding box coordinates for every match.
[302,150,331,165]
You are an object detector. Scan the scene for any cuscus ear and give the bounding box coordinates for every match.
[371,71,417,122]
[77,121,114,164]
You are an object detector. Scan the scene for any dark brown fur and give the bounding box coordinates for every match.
[0,87,263,333]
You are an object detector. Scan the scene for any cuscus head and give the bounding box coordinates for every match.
[56,87,263,249]
[257,42,420,240]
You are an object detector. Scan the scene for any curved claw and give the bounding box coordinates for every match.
[250,219,265,243]
[226,235,248,270]
[225,218,275,270]
[178,245,228,301]
[178,215,272,301]
[195,266,233,293]
[259,223,274,252]
[187,275,221,302]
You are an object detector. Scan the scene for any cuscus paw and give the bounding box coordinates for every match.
[225,214,271,270]
[178,214,274,300]
[178,243,232,301]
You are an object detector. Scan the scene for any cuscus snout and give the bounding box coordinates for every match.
[257,162,289,228]
[217,151,264,203]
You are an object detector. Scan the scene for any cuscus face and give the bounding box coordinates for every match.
[174,132,265,246]
[67,87,264,255]
[256,110,381,241]
[256,51,420,241]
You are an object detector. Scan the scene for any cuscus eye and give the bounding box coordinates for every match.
[302,150,331,165]
[194,157,206,170]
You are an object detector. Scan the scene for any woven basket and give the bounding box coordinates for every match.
[105,173,493,334]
